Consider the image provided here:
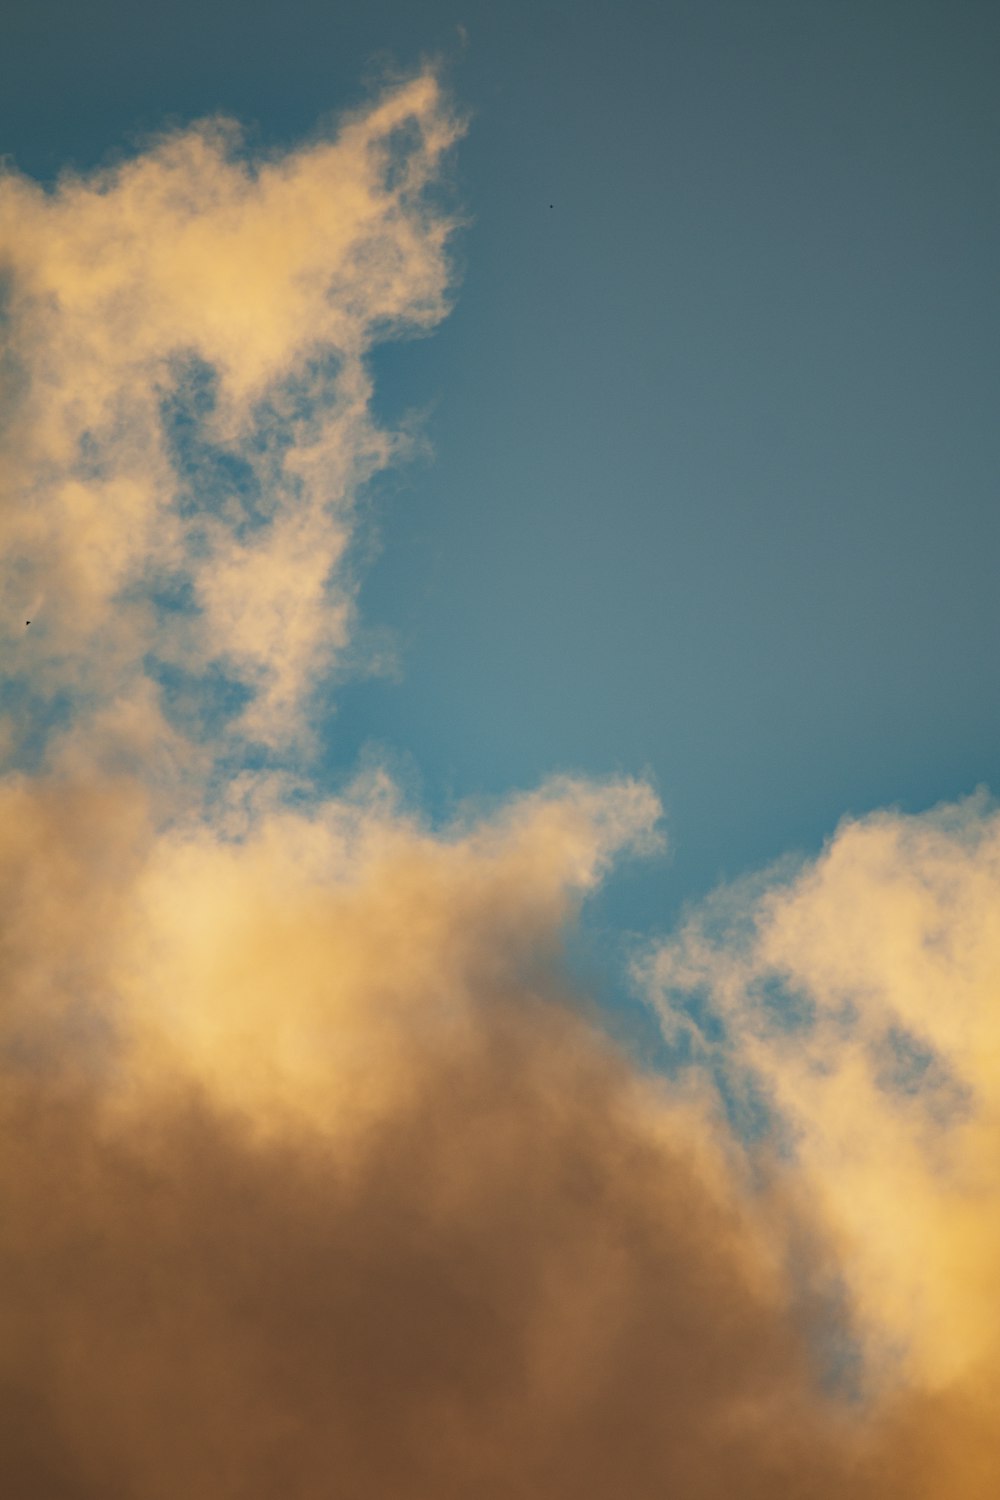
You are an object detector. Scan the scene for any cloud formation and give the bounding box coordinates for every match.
[0,73,459,753]
[641,794,1000,1491]
[6,765,1000,1497]
[2,72,999,1499]
[0,764,865,1500]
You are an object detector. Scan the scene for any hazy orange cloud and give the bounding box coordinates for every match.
[4,761,999,1497]
[0,763,863,1499]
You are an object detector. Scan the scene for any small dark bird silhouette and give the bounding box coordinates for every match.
[25,621,30,627]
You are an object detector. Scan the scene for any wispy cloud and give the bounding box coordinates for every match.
[0,74,460,758]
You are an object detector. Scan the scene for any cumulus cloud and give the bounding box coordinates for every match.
[6,762,1000,1497]
[2,69,999,1500]
[0,764,872,1500]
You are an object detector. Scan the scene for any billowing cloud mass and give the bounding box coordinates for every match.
[2,73,999,1499]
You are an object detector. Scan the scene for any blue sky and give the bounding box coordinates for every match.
[6,3,998,950]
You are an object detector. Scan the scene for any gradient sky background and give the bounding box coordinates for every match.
[3,7,1000,1495]
[6,0,998,965]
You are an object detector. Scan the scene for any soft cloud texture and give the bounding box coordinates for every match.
[0,764,871,1500]
[0,73,460,752]
[640,794,1000,1487]
[2,71,1000,1500]
[5,762,1000,1498]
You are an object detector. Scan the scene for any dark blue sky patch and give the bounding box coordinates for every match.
[0,274,28,447]
[718,1063,787,1154]
[0,680,76,773]
[143,574,199,617]
[754,974,817,1036]
[873,1023,971,1125]
[159,355,265,527]
[144,653,254,745]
